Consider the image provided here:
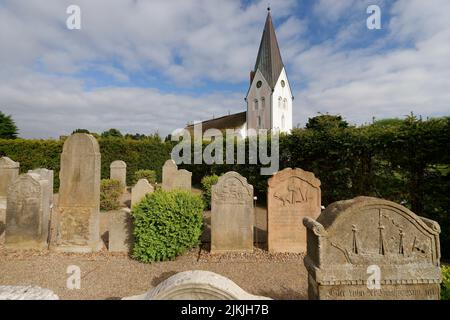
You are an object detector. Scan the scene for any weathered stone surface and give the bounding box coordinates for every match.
[110,160,127,187]
[28,168,54,207]
[109,208,133,252]
[56,133,101,252]
[162,159,191,191]
[122,270,271,300]
[131,178,154,207]
[211,172,254,253]
[5,173,50,249]
[268,168,321,253]
[303,196,442,300]
[0,157,19,198]
[0,286,59,300]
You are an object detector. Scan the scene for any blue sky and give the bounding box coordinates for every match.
[0,0,449,138]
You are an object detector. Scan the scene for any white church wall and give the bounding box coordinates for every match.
[246,69,272,132]
[271,68,293,134]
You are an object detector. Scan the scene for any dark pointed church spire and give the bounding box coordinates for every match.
[253,10,284,89]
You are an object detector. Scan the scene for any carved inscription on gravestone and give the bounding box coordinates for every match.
[211,172,254,253]
[268,168,321,253]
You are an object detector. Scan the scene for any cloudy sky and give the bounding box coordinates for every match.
[0,0,449,138]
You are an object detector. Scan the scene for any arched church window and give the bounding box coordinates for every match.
[278,97,282,109]
[257,116,262,128]
[254,99,258,110]
[283,98,287,110]
[261,97,265,109]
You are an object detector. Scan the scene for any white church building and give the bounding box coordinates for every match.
[186,10,293,137]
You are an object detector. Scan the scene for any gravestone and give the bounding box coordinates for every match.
[162,159,191,191]
[122,270,271,300]
[110,160,127,187]
[131,179,154,207]
[56,133,102,252]
[303,196,442,300]
[211,172,254,253]
[0,157,20,198]
[28,169,54,207]
[0,286,59,300]
[5,173,50,249]
[109,208,133,252]
[268,168,321,253]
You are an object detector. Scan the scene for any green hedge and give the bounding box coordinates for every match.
[442,266,450,300]
[0,137,172,191]
[200,174,219,210]
[131,190,204,262]
[133,169,157,185]
[100,179,122,211]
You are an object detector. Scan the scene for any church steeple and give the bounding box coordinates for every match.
[253,10,284,89]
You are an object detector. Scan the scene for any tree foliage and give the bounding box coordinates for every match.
[0,111,18,139]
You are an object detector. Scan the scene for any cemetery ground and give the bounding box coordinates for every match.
[0,201,307,300]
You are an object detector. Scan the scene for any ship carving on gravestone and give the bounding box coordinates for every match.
[330,209,431,265]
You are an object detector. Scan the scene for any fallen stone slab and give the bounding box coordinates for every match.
[0,286,59,300]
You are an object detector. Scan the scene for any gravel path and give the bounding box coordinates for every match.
[0,246,308,300]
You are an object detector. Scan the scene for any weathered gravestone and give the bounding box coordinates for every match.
[0,157,20,198]
[56,133,102,252]
[211,172,254,253]
[122,270,271,300]
[303,196,442,300]
[162,159,191,191]
[109,208,133,252]
[5,173,50,249]
[110,160,127,188]
[268,168,321,253]
[131,179,154,207]
[0,286,59,300]
[28,169,54,207]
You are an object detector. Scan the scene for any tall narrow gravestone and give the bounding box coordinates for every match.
[0,157,20,198]
[303,197,442,300]
[162,159,192,191]
[110,160,127,187]
[211,172,254,253]
[56,133,102,252]
[268,168,321,253]
[5,173,50,249]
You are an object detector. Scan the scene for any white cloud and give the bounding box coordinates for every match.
[0,0,449,138]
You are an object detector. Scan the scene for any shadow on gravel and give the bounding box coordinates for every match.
[151,271,178,287]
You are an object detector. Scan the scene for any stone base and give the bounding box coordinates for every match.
[210,248,254,254]
[4,241,48,251]
[308,274,441,300]
[54,241,103,253]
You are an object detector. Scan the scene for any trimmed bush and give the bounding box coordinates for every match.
[201,174,219,210]
[133,169,157,185]
[100,179,122,211]
[131,190,204,262]
[442,266,450,300]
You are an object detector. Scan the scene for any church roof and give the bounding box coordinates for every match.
[253,11,284,89]
[185,111,246,134]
